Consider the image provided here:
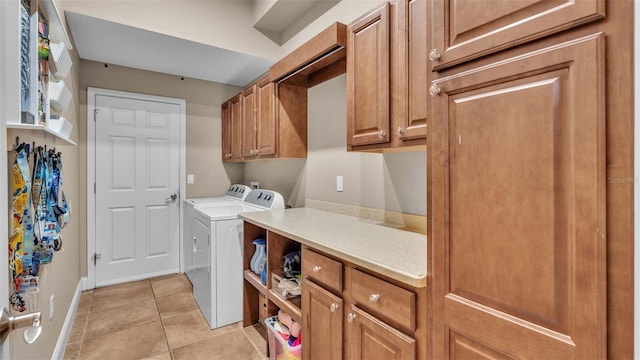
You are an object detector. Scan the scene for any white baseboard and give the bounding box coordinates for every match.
[51,279,83,360]
[81,276,90,291]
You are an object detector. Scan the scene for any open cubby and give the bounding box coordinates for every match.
[267,231,302,323]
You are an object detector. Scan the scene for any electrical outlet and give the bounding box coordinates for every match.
[250,182,260,189]
[187,174,195,184]
[337,176,343,192]
[49,295,54,321]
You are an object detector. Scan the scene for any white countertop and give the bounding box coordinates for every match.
[239,207,428,288]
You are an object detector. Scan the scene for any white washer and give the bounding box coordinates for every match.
[190,189,285,329]
[184,184,251,283]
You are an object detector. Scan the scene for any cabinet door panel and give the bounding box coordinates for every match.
[347,305,416,360]
[430,0,604,71]
[302,279,343,360]
[257,79,276,157]
[398,0,427,141]
[221,101,231,161]
[430,34,605,359]
[347,2,390,146]
[242,86,257,158]
[229,95,243,160]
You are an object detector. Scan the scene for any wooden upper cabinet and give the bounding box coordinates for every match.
[429,0,605,71]
[241,85,257,158]
[221,101,231,161]
[228,94,243,161]
[256,77,277,158]
[429,33,606,359]
[395,0,427,141]
[347,2,390,147]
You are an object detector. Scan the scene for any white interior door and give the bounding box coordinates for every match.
[94,94,180,287]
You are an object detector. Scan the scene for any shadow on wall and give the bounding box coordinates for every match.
[243,159,307,207]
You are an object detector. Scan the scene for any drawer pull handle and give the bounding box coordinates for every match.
[429,83,441,96]
[312,266,322,272]
[369,294,380,303]
[330,303,339,313]
[429,49,441,61]
[347,313,357,323]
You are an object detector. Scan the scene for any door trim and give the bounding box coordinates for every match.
[86,87,186,290]
[634,3,639,358]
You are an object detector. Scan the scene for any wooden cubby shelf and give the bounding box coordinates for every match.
[243,270,267,295]
[268,289,302,324]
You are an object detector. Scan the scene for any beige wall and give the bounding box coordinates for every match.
[11,46,82,360]
[77,60,244,276]
[244,75,427,215]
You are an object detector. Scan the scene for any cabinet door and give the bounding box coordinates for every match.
[347,2,390,147]
[302,279,343,360]
[430,0,604,71]
[221,101,232,161]
[229,95,243,160]
[256,78,277,157]
[395,0,427,141]
[346,305,415,359]
[429,34,605,359]
[242,85,257,158]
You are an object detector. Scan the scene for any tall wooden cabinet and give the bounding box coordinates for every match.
[429,33,606,359]
[423,0,637,355]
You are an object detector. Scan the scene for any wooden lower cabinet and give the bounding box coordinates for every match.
[346,305,416,360]
[302,280,343,359]
[429,33,606,359]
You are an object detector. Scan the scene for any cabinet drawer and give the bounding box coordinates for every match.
[350,268,416,332]
[302,248,343,292]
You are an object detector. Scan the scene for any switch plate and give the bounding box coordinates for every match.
[250,182,260,189]
[337,176,343,192]
[49,295,54,321]
[187,174,195,184]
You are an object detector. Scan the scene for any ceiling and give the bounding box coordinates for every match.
[66,12,275,87]
[64,1,340,87]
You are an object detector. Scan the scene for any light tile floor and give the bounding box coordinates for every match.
[63,274,268,360]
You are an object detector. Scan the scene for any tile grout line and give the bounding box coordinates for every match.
[151,279,175,360]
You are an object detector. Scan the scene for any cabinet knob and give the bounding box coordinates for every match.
[378,130,386,138]
[255,149,259,155]
[347,313,357,323]
[429,49,441,61]
[312,266,322,272]
[429,84,441,96]
[369,293,380,303]
[396,127,404,136]
[330,303,339,313]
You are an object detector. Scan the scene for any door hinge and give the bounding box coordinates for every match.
[94,108,99,121]
[92,253,102,266]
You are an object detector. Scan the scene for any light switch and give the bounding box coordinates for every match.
[187,174,195,184]
[337,176,343,192]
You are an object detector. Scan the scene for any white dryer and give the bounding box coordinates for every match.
[184,184,251,283]
[190,189,284,329]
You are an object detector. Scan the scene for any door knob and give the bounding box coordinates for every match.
[165,193,178,202]
[0,308,42,345]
